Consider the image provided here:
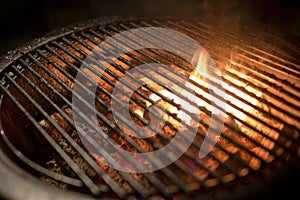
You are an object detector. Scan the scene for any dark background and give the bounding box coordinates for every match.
[0,0,300,56]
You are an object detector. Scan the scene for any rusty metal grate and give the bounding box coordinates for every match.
[0,18,299,199]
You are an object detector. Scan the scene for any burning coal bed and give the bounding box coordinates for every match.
[32,37,289,200]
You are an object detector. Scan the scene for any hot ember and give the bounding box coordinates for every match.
[36,47,284,196]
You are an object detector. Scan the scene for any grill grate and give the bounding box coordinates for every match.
[0,18,299,199]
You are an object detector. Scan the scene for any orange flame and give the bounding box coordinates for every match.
[193,50,209,78]
[186,51,263,122]
[173,50,263,126]
[144,50,263,127]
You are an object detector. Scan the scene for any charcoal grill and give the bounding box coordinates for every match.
[0,17,299,200]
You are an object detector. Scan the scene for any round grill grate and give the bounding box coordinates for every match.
[0,17,299,200]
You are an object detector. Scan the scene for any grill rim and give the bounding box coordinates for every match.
[0,16,299,200]
[0,16,130,200]
[0,144,95,200]
[2,15,299,71]
[0,16,132,72]
[0,15,201,72]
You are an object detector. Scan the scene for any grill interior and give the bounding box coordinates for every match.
[0,18,299,200]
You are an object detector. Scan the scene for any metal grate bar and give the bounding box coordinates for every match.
[80,25,284,186]
[17,56,132,196]
[164,20,300,131]
[32,49,154,198]
[174,20,300,88]
[0,127,83,187]
[157,20,299,119]
[37,49,155,198]
[102,23,288,158]
[72,29,251,174]
[155,20,300,106]
[42,43,174,197]
[185,20,300,70]
[91,25,270,170]
[87,25,276,166]
[0,72,102,196]
[170,19,300,86]
[225,60,300,107]
[72,32,236,185]
[17,55,127,195]
[131,21,299,157]
[63,36,176,137]
[228,25,300,67]
[224,69,300,131]
[55,36,218,191]
[58,25,298,185]
[59,32,252,192]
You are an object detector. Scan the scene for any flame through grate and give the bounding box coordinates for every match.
[0,18,299,199]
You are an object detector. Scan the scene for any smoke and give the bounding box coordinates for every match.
[195,0,242,28]
[194,0,300,36]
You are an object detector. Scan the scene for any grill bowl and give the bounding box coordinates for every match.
[0,17,299,200]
